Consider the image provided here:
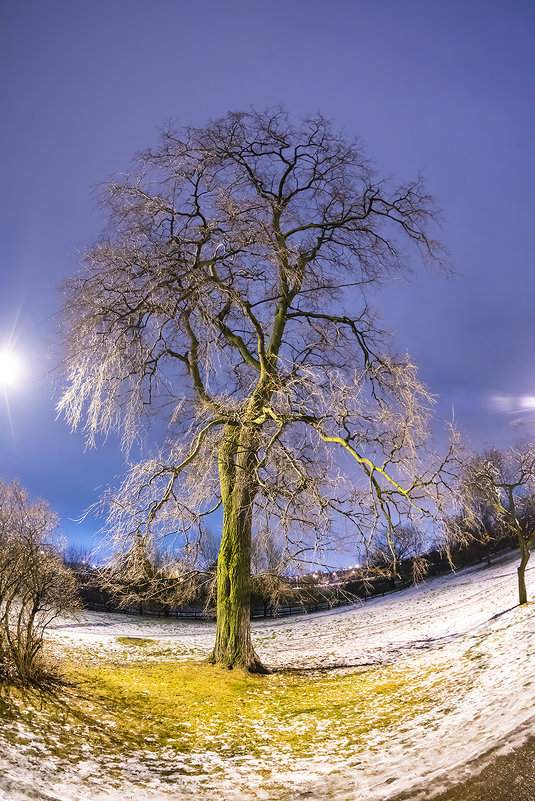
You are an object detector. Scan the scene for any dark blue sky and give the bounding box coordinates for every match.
[1,0,534,548]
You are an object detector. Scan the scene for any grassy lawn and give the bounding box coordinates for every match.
[0,644,459,784]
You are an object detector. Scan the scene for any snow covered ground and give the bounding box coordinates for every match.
[1,550,534,801]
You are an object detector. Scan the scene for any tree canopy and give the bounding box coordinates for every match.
[59,108,452,670]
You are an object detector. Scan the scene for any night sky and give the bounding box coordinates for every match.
[1,1,534,549]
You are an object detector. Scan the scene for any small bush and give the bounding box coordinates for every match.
[0,479,80,685]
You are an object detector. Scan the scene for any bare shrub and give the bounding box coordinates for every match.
[0,480,79,685]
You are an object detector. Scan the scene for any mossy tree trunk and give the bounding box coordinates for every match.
[210,425,268,673]
[210,294,290,673]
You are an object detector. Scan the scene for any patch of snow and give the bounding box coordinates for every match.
[2,551,534,800]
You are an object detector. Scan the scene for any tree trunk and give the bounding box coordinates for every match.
[210,427,268,673]
[211,497,267,672]
[517,539,531,605]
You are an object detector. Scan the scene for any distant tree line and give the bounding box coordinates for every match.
[65,518,517,620]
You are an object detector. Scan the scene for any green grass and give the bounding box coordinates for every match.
[115,636,156,647]
[0,655,451,775]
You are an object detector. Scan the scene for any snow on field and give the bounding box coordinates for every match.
[1,551,534,801]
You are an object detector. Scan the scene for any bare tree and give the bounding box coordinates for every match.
[368,523,429,585]
[458,443,535,604]
[96,534,208,614]
[58,107,453,672]
[63,543,93,569]
[0,480,79,684]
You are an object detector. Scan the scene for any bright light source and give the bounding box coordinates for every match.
[491,394,535,415]
[0,348,23,389]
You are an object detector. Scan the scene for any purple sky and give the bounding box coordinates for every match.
[1,1,535,548]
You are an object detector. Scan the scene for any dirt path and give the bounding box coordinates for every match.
[391,730,535,801]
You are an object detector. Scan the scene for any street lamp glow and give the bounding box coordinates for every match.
[0,348,23,389]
